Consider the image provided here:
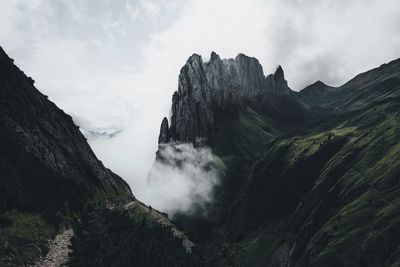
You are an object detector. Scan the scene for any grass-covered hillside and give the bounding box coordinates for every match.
[230,97,400,266]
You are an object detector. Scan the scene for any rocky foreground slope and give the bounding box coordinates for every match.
[157,52,400,266]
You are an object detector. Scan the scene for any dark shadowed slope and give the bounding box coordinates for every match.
[0,46,134,265]
[0,46,133,216]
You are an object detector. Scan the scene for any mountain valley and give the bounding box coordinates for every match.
[1,46,400,266]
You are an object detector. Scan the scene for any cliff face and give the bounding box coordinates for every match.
[159,52,290,144]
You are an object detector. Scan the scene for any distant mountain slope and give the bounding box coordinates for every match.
[297,58,400,111]
[156,53,400,266]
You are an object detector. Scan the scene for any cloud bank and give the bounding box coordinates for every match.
[146,143,225,216]
[1,0,399,211]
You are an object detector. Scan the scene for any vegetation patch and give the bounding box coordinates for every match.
[0,210,54,266]
[69,207,201,267]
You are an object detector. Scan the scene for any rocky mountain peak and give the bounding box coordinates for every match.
[158,117,170,144]
[274,65,284,81]
[264,65,290,95]
[210,51,221,62]
[159,53,292,144]
[187,53,203,63]
[312,80,326,87]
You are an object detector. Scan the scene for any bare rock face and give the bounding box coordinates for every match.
[158,52,291,144]
[266,65,290,95]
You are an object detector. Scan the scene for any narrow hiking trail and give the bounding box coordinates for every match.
[33,228,74,267]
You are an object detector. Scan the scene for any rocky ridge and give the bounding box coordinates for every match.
[159,52,291,144]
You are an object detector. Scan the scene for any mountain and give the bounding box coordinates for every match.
[0,47,196,266]
[0,46,133,265]
[156,52,400,266]
[2,42,400,266]
[297,59,400,111]
[0,47,133,211]
[159,52,292,145]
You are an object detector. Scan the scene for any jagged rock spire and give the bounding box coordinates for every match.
[158,117,170,144]
[159,52,291,144]
[274,65,284,81]
[210,51,221,62]
[265,65,290,95]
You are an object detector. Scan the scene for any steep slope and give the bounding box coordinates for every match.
[156,53,400,266]
[226,98,400,266]
[0,46,134,265]
[0,47,133,214]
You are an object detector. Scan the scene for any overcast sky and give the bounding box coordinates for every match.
[1,0,399,204]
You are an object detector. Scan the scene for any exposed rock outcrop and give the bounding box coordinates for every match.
[32,229,74,267]
[158,52,291,144]
[265,65,290,95]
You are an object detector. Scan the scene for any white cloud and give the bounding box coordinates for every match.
[140,0,161,19]
[146,142,225,216]
[126,2,140,20]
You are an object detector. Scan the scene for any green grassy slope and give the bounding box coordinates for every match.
[218,98,400,266]
[0,210,55,266]
[289,98,400,266]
